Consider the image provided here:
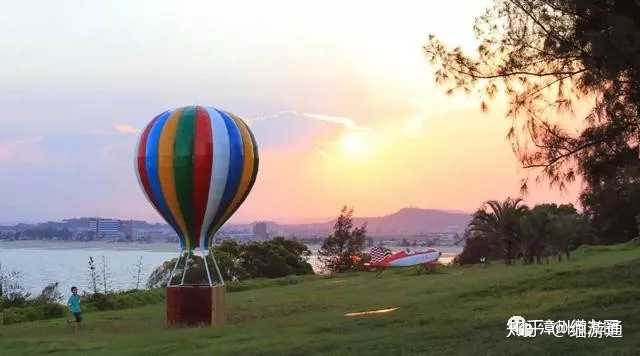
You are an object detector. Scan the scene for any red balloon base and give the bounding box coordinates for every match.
[166,285,226,327]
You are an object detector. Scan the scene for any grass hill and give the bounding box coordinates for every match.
[1,242,639,355]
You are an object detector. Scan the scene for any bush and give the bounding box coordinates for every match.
[82,289,165,311]
[83,293,119,311]
[2,307,30,324]
[1,287,165,325]
[1,303,65,325]
[41,303,66,318]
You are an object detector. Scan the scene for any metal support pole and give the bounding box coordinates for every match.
[201,248,213,286]
[210,250,225,286]
[210,234,225,285]
[180,253,190,285]
[166,253,182,287]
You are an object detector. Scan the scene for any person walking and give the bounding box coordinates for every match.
[66,286,82,334]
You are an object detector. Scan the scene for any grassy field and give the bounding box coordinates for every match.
[1,243,639,355]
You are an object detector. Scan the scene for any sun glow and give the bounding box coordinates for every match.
[340,132,368,157]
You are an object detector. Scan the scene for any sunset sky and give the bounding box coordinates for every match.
[0,0,583,224]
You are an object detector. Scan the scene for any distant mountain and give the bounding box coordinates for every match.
[2,208,471,238]
[249,207,471,237]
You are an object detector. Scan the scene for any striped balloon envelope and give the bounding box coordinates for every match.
[135,106,259,252]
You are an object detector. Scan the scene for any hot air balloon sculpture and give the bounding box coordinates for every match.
[135,105,258,326]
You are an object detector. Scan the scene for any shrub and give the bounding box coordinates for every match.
[83,293,119,311]
[1,303,65,325]
[82,289,165,311]
[2,307,30,324]
[41,303,66,319]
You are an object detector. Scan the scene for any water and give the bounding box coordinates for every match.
[0,244,462,298]
[0,247,176,298]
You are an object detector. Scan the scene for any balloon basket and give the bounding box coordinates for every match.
[166,285,226,327]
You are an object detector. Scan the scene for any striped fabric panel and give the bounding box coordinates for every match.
[205,110,244,240]
[173,106,196,249]
[135,115,158,209]
[208,112,259,236]
[158,109,191,249]
[191,107,213,249]
[141,111,186,250]
[200,108,230,250]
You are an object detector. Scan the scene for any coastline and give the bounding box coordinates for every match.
[0,240,180,252]
[0,240,462,262]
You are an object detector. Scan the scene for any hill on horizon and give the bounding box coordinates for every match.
[244,207,471,237]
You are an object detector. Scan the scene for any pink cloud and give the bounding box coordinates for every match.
[114,124,139,135]
[0,137,44,163]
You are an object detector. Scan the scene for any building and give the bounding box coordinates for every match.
[88,218,123,239]
[253,222,269,240]
[121,220,134,240]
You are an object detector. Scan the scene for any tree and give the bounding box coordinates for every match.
[461,199,593,265]
[100,256,112,294]
[147,238,313,287]
[212,240,249,281]
[520,207,551,263]
[87,257,99,294]
[425,1,640,212]
[319,206,367,273]
[467,198,528,264]
[548,206,594,260]
[454,230,503,265]
[133,257,144,290]
[238,238,313,278]
[579,148,640,243]
[0,264,30,308]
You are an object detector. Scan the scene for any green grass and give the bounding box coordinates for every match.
[1,243,639,355]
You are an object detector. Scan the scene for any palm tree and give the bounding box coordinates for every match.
[468,198,528,265]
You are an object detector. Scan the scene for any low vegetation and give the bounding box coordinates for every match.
[0,272,67,325]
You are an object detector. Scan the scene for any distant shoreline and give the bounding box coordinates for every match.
[0,240,462,258]
[0,240,180,252]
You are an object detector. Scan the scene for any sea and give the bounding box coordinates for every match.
[0,242,462,299]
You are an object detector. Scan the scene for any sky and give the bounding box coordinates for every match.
[0,0,583,224]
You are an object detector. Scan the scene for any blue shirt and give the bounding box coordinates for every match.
[67,294,81,313]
